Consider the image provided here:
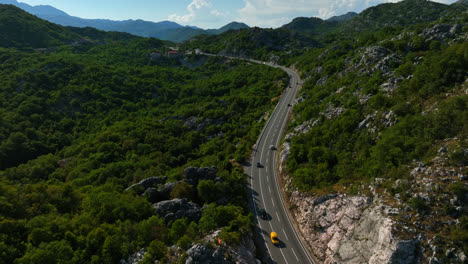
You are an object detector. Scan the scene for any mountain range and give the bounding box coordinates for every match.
[0,0,250,42]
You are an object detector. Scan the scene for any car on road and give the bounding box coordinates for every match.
[270,232,280,245]
[256,162,261,167]
[260,208,268,220]
[270,145,276,150]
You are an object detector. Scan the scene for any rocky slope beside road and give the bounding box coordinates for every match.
[287,190,418,264]
[278,21,467,264]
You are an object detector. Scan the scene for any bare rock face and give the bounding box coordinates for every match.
[289,191,417,263]
[153,198,202,223]
[421,24,460,41]
[279,140,291,174]
[350,46,401,74]
[184,230,258,264]
[185,243,223,264]
[184,166,218,185]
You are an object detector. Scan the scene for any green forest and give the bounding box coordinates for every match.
[184,0,468,258]
[1,0,468,263]
[0,5,289,263]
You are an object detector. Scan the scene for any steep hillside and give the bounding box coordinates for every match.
[0,4,80,48]
[0,5,288,264]
[343,0,449,32]
[282,17,341,36]
[0,0,250,43]
[327,12,358,22]
[280,3,468,263]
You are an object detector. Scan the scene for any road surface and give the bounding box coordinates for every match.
[247,63,314,264]
[201,52,314,264]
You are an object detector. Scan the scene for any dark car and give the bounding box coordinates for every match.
[256,162,261,167]
[260,208,268,220]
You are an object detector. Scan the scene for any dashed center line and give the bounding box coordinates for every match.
[292,248,299,261]
[276,212,281,222]
[283,228,289,241]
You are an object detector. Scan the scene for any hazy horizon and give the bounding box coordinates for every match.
[15,0,459,29]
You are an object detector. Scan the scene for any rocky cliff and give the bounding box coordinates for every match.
[288,190,418,263]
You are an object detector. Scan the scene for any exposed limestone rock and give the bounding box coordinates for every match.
[380,76,404,93]
[420,24,460,41]
[280,141,291,174]
[184,166,218,185]
[124,248,146,264]
[185,243,223,264]
[288,191,417,263]
[153,198,202,223]
[294,119,320,134]
[351,46,401,74]
[142,182,176,203]
[321,104,346,119]
[358,111,398,136]
[125,176,167,194]
[183,117,225,133]
[183,230,257,264]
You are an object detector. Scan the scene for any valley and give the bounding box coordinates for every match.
[0,1,467,263]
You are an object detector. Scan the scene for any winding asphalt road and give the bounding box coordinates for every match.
[201,53,314,263]
[247,63,314,264]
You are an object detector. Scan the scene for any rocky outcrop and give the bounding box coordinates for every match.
[183,116,225,133]
[153,198,202,223]
[358,110,398,136]
[125,176,167,194]
[420,24,461,41]
[321,104,346,120]
[279,140,291,174]
[142,182,176,203]
[124,248,146,264]
[350,46,401,75]
[289,191,419,264]
[229,233,258,264]
[185,243,224,264]
[184,166,218,184]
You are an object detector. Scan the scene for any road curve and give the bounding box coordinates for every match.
[200,53,314,263]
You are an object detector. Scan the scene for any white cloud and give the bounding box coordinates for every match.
[236,0,458,28]
[168,0,212,24]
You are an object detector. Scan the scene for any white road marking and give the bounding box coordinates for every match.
[283,228,289,241]
[268,186,271,193]
[276,212,281,222]
[292,248,299,261]
[240,55,314,264]
[272,199,275,207]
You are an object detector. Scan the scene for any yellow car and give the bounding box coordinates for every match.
[270,232,280,245]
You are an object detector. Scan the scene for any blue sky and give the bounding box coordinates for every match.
[20,0,458,29]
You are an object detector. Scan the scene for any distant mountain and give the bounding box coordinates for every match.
[342,0,449,32]
[0,4,145,48]
[205,22,250,35]
[0,0,250,42]
[0,4,80,48]
[152,22,250,43]
[0,0,67,16]
[327,12,357,22]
